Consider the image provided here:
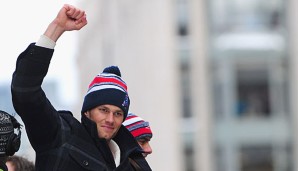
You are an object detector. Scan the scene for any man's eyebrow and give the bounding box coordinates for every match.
[139,137,151,141]
[116,109,124,113]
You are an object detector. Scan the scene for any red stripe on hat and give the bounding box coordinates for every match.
[89,76,127,91]
[130,127,152,138]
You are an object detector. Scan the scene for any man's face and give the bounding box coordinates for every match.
[137,137,152,157]
[85,104,124,140]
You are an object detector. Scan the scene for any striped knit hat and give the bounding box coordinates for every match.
[81,66,130,120]
[122,112,153,140]
[0,110,14,156]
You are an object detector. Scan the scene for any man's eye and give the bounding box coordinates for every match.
[115,112,123,117]
[138,140,146,145]
[99,108,108,113]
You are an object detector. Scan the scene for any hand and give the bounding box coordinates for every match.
[56,4,87,31]
[44,4,88,42]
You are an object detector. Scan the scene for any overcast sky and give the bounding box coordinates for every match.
[0,0,82,106]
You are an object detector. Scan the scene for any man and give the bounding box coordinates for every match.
[122,113,153,158]
[11,4,151,171]
[0,111,21,171]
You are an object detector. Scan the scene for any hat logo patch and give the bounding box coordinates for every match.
[122,94,129,109]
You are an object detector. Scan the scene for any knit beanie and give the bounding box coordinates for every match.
[81,66,130,120]
[0,110,14,156]
[122,112,153,140]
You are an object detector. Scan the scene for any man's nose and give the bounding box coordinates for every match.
[105,112,115,123]
[143,143,152,154]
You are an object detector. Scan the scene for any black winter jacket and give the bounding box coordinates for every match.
[11,43,152,171]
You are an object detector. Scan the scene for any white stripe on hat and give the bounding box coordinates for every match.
[87,84,126,95]
[122,116,143,126]
[98,73,126,83]
[99,73,120,77]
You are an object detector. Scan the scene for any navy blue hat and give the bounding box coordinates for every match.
[81,66,130,120]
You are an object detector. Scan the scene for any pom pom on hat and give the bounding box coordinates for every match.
[81,66,130,120]
[102,66,122,77]
[122,112,153,140]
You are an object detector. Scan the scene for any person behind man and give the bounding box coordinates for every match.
[11,4,151,171]
[6,155,35,171]
[122,113,153,158]
[0,111,21,171]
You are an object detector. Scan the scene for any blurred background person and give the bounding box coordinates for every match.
[6,155,34,171]
[0,110,21,171]
[123,112,153,158]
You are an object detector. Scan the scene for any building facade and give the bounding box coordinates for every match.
[73,0,298,171]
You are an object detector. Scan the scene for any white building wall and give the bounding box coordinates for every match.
[189,0,213,171]
[288,0,298,170]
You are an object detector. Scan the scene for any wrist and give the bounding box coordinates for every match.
[43,20,65,42]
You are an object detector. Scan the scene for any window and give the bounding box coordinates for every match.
[183,131,195,171]
[236,67,270,118]
[210,0,285,33]
[240,145,273,171]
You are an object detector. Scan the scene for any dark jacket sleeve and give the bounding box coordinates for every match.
[11,43,61,152]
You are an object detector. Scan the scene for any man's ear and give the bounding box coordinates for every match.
[84,111,90,118]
